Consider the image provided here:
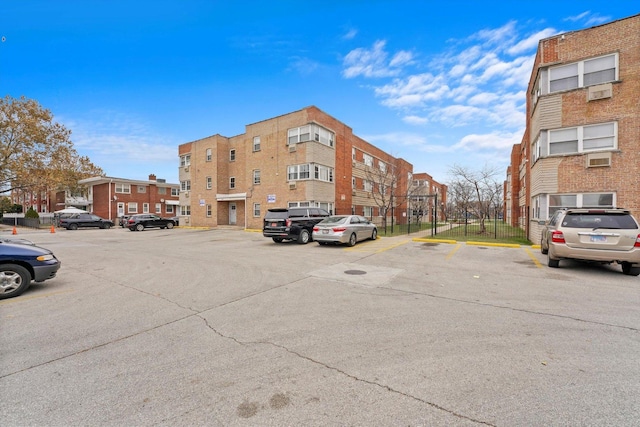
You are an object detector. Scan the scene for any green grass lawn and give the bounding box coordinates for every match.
[379,221,532,245]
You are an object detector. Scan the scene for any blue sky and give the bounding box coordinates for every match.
[2,1,638,185]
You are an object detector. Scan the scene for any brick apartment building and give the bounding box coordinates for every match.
[505,14,640,241]
[79,174,180,223]
[178,106,446,229]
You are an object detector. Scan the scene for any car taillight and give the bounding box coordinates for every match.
[551,231,565,244]
[635,234,640,248]
[285,219,292,227]
[313,226,319,232]
[332,227,347,232]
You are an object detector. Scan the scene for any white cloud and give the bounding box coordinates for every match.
[453,130,524,152]
[342,40,412,78]
[564,11,591,22]
[343,28,358,40]
[508,28,558,54]
[402,115,428,125]
[563,11,611,26]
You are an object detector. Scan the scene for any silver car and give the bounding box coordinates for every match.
[540,208,640,276]
[312,215,377,246]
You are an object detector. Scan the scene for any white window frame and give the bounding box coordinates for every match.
[253,203,261,217]
[128,202,138,213]
[288,124,334,147]
[230,149,236,162]
[180,154,191,167]
[364,180,373,192]
[181,180,191,191]
[549,53,618,93]
[542,192,615,219]
[166,205,174,214]
[363,153,373,167]
[548,122,617,156]
[206,148,212,162]
[253,136,261,152]
[287,164,310,181]
[155,203,162,214]
[115,183,131,194]
[253,170,261,185]
[206,176,212,190]
[137,186,146,193]
[180,205,191,216]
[143,203,149,214]
[171,188,179,196]
[229,177,235,189]
[206,204,212,217]
[314,164,333,182]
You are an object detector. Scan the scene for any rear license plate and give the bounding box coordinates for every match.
[590,235,607,242]
[322,229,329,234]
[271,222,277,226]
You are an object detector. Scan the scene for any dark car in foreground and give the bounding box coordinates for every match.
[127,214,176,231]
[312,215,378,246]
[540,208,640,276]
[59,213,114,230]
[0,238,61,299]
[263,207,330,244]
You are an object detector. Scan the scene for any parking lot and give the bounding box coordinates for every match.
[1,226,639,426]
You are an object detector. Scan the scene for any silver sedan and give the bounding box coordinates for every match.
[312,215,378,246]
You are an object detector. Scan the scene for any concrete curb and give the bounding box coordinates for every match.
[412,237,535,249]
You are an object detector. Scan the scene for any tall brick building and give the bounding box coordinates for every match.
[178,106,446,229]
[505,14,640,241]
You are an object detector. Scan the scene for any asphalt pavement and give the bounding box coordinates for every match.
[1,225,639,426]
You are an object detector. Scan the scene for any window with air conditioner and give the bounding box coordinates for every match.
[548,122,616,156]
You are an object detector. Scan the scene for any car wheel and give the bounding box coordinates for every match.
[167,222,174,229]
[0,264,32,300]
[540,238,548,255]
[547,252,559,268]
[297,229,310,244]
[272,238,284,243]
[136,224,145,232]
[371,228,377,240]
[348,233,357,247]
[101,223,111,229]
[68,223,78,230]
[621,262,640,276]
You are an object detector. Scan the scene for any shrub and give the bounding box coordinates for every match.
[25,207,40,219]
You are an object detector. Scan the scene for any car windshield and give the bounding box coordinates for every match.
[563,213,638,229]
[319,216,348,225]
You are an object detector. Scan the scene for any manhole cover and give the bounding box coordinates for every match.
[344,270,367,275]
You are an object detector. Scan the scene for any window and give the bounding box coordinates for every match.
[180,154,191,167]
[546,193,614,218]
[253,136,261,152]
[181,180,191,191]
[230,149,236,161]
[549,53,617,93]
[548,122,616,155]
[364,180,373,192]
[379,161,386,173]
[115,183,131,194]
[206,204,212,217]
[352,147,356,161]
[180,205,191,216]
[206,176,212,190]
[158,187,166,195]
[137,186,146,193]
[171,188,179,196]
[155,203,161,214]
[143,203,149,213]
[229,177,235,189]
[352,177,356,189]
[128,202,138,213]
[166,205,174,214]
[287,164,310,181]
[206,148,212,162]
[532,137,541,163]
[314,164,334,182]
[253,170,261,185]
[364,206,373,217]
[253,203,261,217]
[363,153,373,167]
[288,124,334,147]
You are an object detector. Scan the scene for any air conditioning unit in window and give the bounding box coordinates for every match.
[586,152,611,168]
[184,192,189,197]
[184,166,190,172]
[289,145,297,152]
[289,182,297,190]
[587,83,612,101]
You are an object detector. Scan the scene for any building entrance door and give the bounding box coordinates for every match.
[229,203,236,225]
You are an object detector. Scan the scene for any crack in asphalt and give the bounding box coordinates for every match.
[198,315,496,426]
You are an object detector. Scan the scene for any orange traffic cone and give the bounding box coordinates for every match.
[12,226,17,235]
[50,225,56,233]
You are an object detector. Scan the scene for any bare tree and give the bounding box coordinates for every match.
[1,95,103,195]
[364,157,411,231]
[448,164,503,233]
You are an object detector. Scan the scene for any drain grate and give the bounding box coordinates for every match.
[344,270,367,275]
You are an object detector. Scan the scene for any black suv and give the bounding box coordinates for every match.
[263,207,330,244]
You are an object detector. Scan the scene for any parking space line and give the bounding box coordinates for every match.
[524,247,544,268]
[446,244,463,260]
